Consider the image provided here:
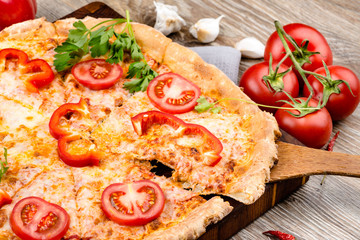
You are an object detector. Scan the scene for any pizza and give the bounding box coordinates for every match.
[0,15,279,240]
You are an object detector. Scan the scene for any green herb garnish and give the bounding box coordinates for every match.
[123,61,158,93]
[195,96,222,113]
[54,10,155,93]
[0,148,9,182]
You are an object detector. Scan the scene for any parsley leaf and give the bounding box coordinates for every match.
[195,96,222,113]
[54,20,90,72]
[0,148,9,182]
[124,61,158,93]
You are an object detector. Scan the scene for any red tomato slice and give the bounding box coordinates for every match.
[131,111,223,166]
[147,73,201,114]
[101,180,165,226]
[0,189,12,208]
[71,59,123,90]
[10,197,70,240]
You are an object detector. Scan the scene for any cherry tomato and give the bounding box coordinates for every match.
[147,73,201,114]
[10,197,70,240]
[239,61,299,113]
[0,0,37,31]
[275,98,332,149]
[101,180,165,226]
[71,59,123,90]
[264,23,333,74]
[303,65,360,121]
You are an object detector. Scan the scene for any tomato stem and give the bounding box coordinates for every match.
[214,97,320,111]
[274,21,314,99]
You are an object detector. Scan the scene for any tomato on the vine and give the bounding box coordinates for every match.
[275,98,333,149]
[264,23,333,74]
[0,0,37,31]
[239,61,299,114]
[303,65,360,121]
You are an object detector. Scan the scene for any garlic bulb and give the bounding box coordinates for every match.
[153,1,186,36]
[235,37,265,59]
[189,15,224,43]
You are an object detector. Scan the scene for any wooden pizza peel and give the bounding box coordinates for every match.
[60,2,360,239]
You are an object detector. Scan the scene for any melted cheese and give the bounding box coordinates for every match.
[0,95,44,131]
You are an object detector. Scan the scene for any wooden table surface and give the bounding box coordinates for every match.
[36,0,360,239]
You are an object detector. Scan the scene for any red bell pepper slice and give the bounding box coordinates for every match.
[0,48,54,93]
[131,111,223,166]
[57,134,100,167]
[49,99,99,167]
[0,189,12,208]
[0,48,28,69]
[22,59,55,93]
[49,99,90,139]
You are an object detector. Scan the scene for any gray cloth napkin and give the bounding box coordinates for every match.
[189,46,241,85]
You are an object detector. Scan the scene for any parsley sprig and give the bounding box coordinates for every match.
[54,10,157,93]
[0,148,9,182]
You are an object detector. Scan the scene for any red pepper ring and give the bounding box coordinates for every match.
[0,48,54,93]
[131,111,223,167]
[57,134,100,168]
[0,48,28,70]
[49,99,90,139]
[22,59,55,93]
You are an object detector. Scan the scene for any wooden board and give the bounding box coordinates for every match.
[61,2,308,239]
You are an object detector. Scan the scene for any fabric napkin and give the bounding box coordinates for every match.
[189,46,242,85]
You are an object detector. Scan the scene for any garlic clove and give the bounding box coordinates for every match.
[189,15,224,43]
[153,1,186,36]
[234,37,265,59]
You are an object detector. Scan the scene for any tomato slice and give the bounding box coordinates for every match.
[10,197,70,240]
[101,180,165,226]
[71,59,123,90]
[0,48,54,93]
[131,111,223,166]
[147,73,201,114]
[0,189,12,208]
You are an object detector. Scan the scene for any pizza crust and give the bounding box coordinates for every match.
[0,17,56,41]
[144,196,232,240]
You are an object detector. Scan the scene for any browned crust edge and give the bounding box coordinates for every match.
[0,17,56,41]
[144,196,233,240]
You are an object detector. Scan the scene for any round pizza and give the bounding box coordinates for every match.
[0,15,279,240]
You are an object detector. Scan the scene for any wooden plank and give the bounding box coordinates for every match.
[271,142,360,182]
